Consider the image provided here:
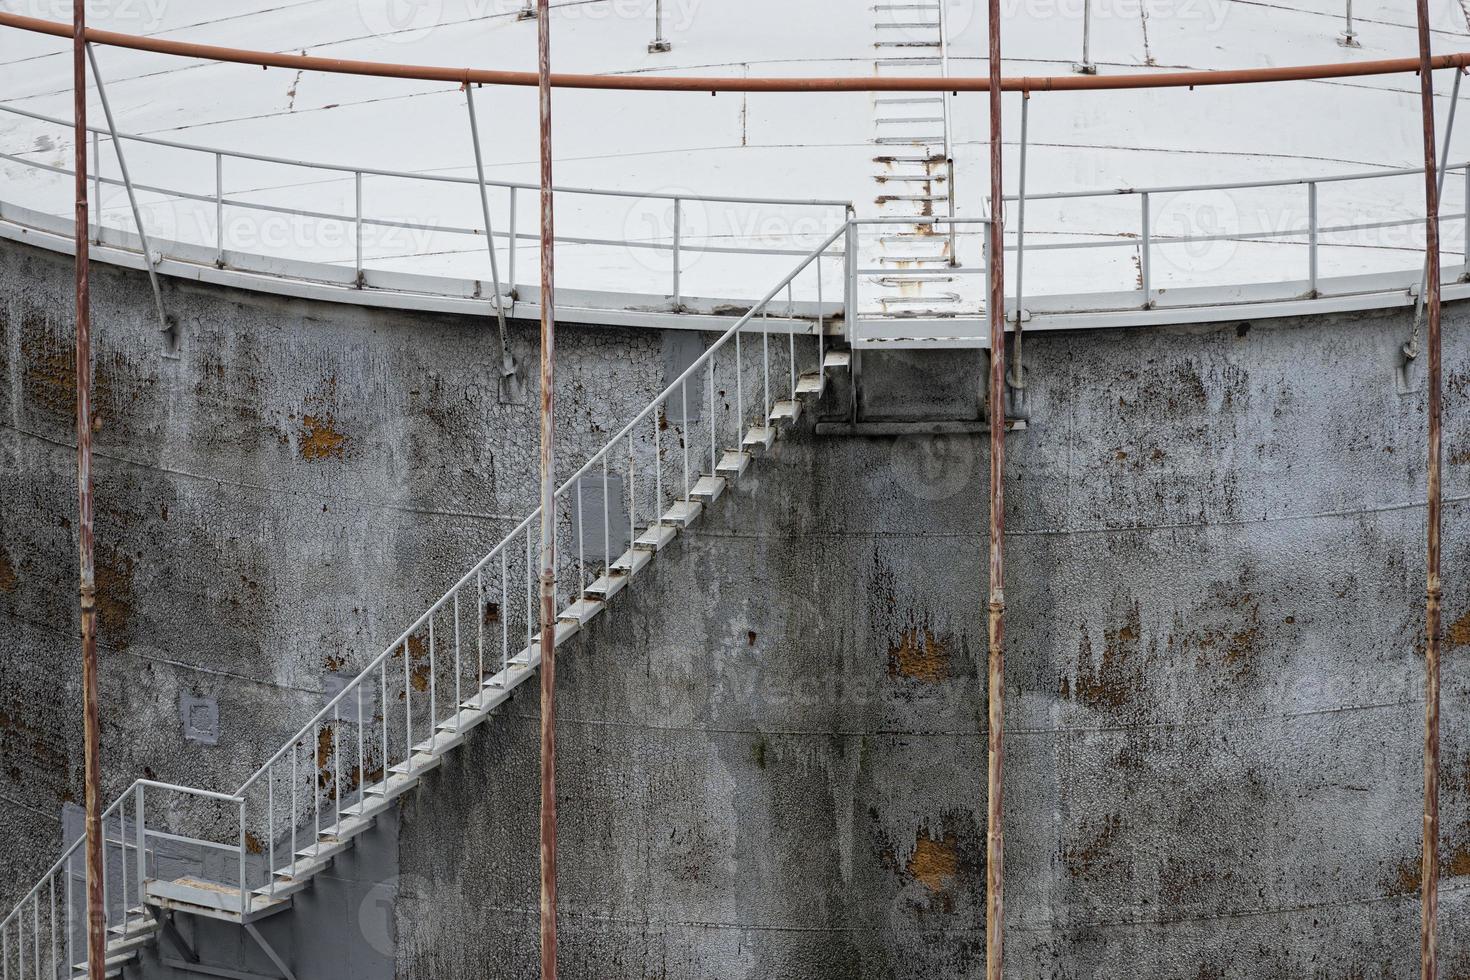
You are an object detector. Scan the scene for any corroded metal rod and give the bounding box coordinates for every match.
[72,0,105,977]
[1413,4,1442,977]
[536,0,558,976]
[984,0,1007,974]
[6,11,1470,93]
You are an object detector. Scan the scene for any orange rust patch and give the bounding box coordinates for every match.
[1387,859,1420,897]
[0,547,16,593]
[1070,604,1145,711]
[298,414,348,461]
[244,832,264,856]
[1447,610,1470,648]
[1449,840,1470,879]
[906,831,959,892]
[887,623,951,682]
[95,545,136,648]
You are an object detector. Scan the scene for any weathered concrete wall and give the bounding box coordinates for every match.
[0,238,688,917]
[4,234,1470,978]
[399,314,1470,978]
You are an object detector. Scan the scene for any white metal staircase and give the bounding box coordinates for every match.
[868,0,963,320]
[0,227,857,980]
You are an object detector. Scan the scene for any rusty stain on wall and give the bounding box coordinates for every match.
[906,830,959,892]
[1446,610,1470,647]
[1062,812,1125,880]
[1069,603,1146,713]
[298,414,349,461]
[887,617,951,682]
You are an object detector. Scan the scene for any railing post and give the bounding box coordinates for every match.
[649,0,670,52]
[354,170,364,288]
[672,197,682,310]
[215,152,225,267]
[1308,181,1319,297]
[1075,0,1096,73]
[845,220,857,344]
[1140,191,1152,308]
[1464,165,1469,281]
[1012,91,1030,387]
[509,187,518,296]
[133,786,146,910]
[1341,0,1358,46]
[90,131,100,244]
[237,800,247,918]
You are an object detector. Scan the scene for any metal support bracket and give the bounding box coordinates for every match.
[85,42,175,350]
[244,923,297,980]
[464,83,518,392]
[161,912,199,964]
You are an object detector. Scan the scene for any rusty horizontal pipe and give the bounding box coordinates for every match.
[3,11,1470,93]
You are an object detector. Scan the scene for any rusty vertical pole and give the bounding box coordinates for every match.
[535,0,558,976]
[1413,5,1442,978]
[984,0,1007,976]
[72,1,105,979]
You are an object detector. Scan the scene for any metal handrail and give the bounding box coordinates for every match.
[0,103,850,210]
[0,222,863,969]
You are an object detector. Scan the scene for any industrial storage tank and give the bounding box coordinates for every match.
[0,0,1467,976]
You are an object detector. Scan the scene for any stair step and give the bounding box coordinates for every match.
[389,751,442,778]
[634,522,679,552]
[559,596,606,625]
[318,810,376,846]
[662,499,703,527]
[874,135,945,144]
[585,569,631,601]
[106,910,157,938]
[271,852,332,886]
[295,837,352,864]
[874,21,940,28]
[876,117,945,125]
[716,449,752,478]
[769,399,802,424]
[742,425,777,453]
[824,350,852,369]
[796,371,825,396]
[611,544,654,576]
[254,873,314,901]
[341,789,397,823]
[72,950,136,978]
[363,767,421,802]
[689,474,727,503]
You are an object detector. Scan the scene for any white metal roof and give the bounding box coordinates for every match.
[1,0,1467,330]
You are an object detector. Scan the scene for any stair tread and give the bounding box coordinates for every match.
[689,475,727,503]
[716,449,752,478]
